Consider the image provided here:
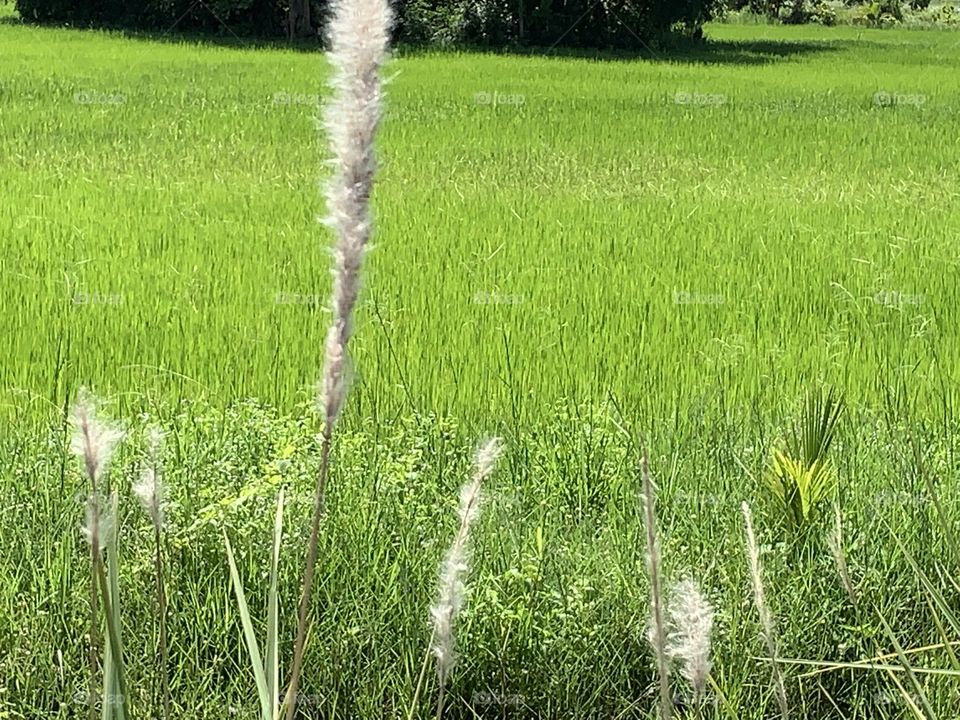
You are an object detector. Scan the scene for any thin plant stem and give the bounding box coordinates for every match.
[155,523,170,720]
[285,426,332,720]
[88,519,99,720]
[435,679,446,720]
[95,559,131,719]
[642,451,672,720]
[742,502,790,720]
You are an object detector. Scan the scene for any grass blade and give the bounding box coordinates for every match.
[224,530,272,720]
[878,613,939,720]
[267,490,284,720]
[95,561,130,718]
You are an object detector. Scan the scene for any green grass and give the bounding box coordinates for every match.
[3,6,960,719]
[3,12,960,425]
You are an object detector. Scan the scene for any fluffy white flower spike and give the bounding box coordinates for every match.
[430,438,503,684]
[70,389,124,488]
[318,0,393,430]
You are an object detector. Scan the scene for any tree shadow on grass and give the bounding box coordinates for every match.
[407,36,847,66]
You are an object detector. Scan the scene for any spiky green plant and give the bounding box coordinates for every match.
[764,389,845,535]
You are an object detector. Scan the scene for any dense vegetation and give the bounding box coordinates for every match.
[13,0,722,45]
[13,0,960,42]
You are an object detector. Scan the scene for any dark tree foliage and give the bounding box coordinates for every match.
[14,0,723,46]
[14,0,301,35]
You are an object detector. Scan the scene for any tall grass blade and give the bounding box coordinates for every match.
[224,530,272,720]
[267,490,285,720]
[95,498,130,720]
[878,614,940,720]
[101,492,122,720]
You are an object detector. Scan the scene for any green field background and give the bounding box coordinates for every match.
[3,15,959,428]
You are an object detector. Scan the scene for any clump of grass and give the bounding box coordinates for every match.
[225,490,286,720]
[741,501,789,720]
[285,0,393,714]
[132,428,170,720]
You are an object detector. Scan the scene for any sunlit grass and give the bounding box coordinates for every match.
[3,7,960,718]
[3,13,960,427]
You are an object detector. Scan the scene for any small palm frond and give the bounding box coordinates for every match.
[791,387,844,468]
[765,389,845,534]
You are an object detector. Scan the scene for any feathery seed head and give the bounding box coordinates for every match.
[430,437,503,683]
[474,437,503,479]
[429,542,468,680]
[133,428,166,531]
[665,579,714,703]
[741,502,768,615]
[828,503,857,606]
[456,438,503,526]
[70,389,124,487]
[317,0,392,431]
[82,493,114,551]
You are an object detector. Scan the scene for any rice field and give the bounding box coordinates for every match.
[3,4,960,718]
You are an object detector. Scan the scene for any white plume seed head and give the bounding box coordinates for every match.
[133,427,166,531]
[82,493,114,551]
[317,0,393,431]
[665,578,714,702]
[70,389,124,486]
[430,437,504,682]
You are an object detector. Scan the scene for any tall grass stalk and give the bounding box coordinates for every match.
[741,501,789,720]
[284,0,392,716]
[71,391,123,720]
[827,503,857,610]
[133,429,169,720]
[97,490,130,720]
[642,452,672,720]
